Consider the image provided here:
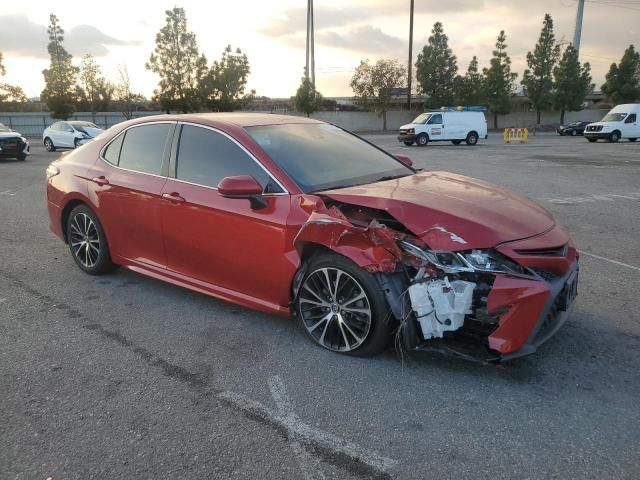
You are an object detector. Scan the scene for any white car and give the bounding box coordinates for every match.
[43,121,105,152]
[398,109,488,146]
[584,103,640,143]
[0,122,30,161]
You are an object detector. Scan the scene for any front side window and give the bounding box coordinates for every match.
[118,123,171,175]
[625,114,636,123]
[246,123,413,193]
[428,114,443,125]
[175,125,277,191]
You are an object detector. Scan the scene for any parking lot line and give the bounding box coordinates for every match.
[579,250,640,272]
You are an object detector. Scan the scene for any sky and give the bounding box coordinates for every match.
[0,0,638,99]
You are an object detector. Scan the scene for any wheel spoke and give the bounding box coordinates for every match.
[299,297,329,308]
[342,291,366,307]
[342,306,370,315]
[303,284,326,304]
[337,316,350,350]
[308,312,332,333]
[318,315,333,346]
[341,317,365,345]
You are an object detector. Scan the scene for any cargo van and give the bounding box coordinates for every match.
[584,104,640,143]
[398,109,488,146]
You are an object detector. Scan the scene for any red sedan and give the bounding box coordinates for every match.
[46,113,578,361]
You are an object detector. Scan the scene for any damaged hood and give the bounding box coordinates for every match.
[321,171,555,250]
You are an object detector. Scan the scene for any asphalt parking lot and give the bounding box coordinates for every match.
[1,133,639,480]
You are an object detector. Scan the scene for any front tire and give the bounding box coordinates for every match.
[629,138,637,142]
[609,131,620,143]
[416,133,428,146]
[66,205,117,275]
[44,137,56,152]
[17,153,26,161]
[296,253,391,356]
[570,129,577,136]
[465,131,479,145]
[587,138,597,143]
[403,141,414,146]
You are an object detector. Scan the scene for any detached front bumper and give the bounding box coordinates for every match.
[488,259,579,361]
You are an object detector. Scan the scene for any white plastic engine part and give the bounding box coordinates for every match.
[408,277,476,340]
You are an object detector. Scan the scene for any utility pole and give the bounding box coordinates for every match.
[310,0,315,87]
[573,0,585,56]
[407,0,414,110]
[305,0,310,79]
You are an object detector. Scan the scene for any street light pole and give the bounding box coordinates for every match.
[407,0,414,110]
[305,0,310,79]
[573,0,585,56]
[310,0,315,87]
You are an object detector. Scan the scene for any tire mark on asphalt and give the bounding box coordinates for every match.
[0,269,397,480]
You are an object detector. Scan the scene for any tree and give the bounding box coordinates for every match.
[201,45,252,111]
[0,50,28,105]
[146,7,208,113]
[114,65,145,119]
[294,70,323,117]
[415,22,458,107]
[483,30,518,129]
[77,54,113,118]
[521,14,561,125]
[41,14,78,119]
[350,59,405,131]
[553,45,593,124]
[601,45,640,104]
[454,56,485,106]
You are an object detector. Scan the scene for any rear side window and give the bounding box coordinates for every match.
[103,134,124,165]
[176,125,278,191]
[118,124,171,175]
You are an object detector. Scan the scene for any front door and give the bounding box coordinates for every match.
[624,113,639,138]
[427,113,445,139]
[160,124,292,308]
[86,122,174,268]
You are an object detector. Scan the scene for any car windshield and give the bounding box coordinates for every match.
[412,113,431,124]
[246,123,413,193]
[601,113,627,122]
[569,122,581,126]
[0,123,11,132]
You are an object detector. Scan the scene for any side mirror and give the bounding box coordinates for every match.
[217,175,267,210]
[395,154,413,168]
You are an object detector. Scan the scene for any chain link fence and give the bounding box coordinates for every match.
[0,112,165,138]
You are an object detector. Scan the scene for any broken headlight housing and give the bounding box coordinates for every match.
[398,240,527,275]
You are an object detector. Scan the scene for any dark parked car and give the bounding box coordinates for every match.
[557,121,590,136]
[46,113,578,362]
[0,122,30,161]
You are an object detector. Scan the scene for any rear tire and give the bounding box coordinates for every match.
[609,131,620,143]
[296,252,392,357]
[465,131,479,146]
[403,141,414,146]
[416,133,428,146]
[44,137,56,152]
[451,140,462,145]
[66,204,118,275]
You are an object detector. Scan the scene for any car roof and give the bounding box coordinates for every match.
[128,112,324,129]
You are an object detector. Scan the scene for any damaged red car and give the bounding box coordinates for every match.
[46,114,578,361]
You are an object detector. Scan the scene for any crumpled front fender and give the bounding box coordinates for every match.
[293,207,402,273]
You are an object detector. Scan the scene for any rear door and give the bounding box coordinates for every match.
[86,122,174,269]
[160,123,292,307]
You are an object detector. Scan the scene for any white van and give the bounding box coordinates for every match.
[584,103,640,143]
[398,110,488,146]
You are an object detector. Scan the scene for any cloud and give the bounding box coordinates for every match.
[259,6,365,38]
[317,26,405,56]
[0,14,139,59]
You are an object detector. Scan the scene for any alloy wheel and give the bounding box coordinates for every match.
[299,267,372,352]
[69,212,101,268]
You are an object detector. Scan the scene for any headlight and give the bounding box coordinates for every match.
[398,240,526,275]
[19,136,27,143]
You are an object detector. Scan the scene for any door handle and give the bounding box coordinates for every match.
[91,176,109,186]
[162,192,185,204]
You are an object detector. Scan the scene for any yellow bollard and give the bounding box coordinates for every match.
[503,127,529,143]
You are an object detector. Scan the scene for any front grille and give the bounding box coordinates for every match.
[586,125,602,132]
[515,244,568,257]
[530,269,560,281]
[0,137,19,153]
